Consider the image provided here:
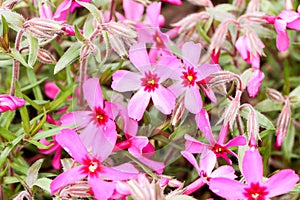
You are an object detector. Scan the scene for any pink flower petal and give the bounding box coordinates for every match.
[235,36,248,60]
[200,85,217,103]
[53,0,72,21]
[242,149,263,184]
[264,169,299,198]
[88,176,115,200]
[197,64,221,81]
[39,3,53,19]
[52,150,62,170]
[111,70,142,92]
[162,0,182,5]
[182,42,201,67]
[50,166,86,194]
[60,111,92,129]
[136,24,155,43]
[56,129,88,163]
[287,18,300,30]
[210,166,236,180]
[100,164,139,181]
[129,43,151,73]
[184,86,202,114]
[128,89,151,120]
[278,10,299,23]
[123,0,144,21]
[225,136,247,148]
[83,78,104,110]
[195,109,215,144]
[200,150,216,175]
[129,151,165,174]
[247,70,265,98]
[184,134,209,153]
[152,86,175,115]
[181,151,200,172]
[145,2,161,27]
[183,178,205,195]
[209,178,246,199]
[168,82,185,97]
[0,95,26,112]
[275,19,289,52]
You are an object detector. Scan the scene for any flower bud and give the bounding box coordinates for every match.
[208,71,243,91]
[58,181,92,199]
[0,94,25,112]
[276,98,291,147]
[266,88,285,103]
[2,0,18,10]
[37,49,56,64]
[23,18,64,39]
[171,98,185,126]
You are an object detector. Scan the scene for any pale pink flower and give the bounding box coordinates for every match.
[61,78,118,152]
[0,94,25,112]
[209,148,299,199]
[111,43,176,121]
[181,150,236,194]
[50,129,139,200]
[186,110,247,164]
[265,8,300,51]
[168,42,221,114]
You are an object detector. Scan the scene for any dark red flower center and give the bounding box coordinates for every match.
[243,182,268,200]
[211,143,228,156]
[141,71,159,92]
[181,67,197,87]
[82,157,102,177]
[93,107,108,126]
[200,170,211,182]
[153,31,165,48]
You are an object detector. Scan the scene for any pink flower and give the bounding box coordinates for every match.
[50,129,139,200]
[209,148,299,199]
[247,69,265,98]
[168,42,221,114]
[185,110,247,164]
[117,0,144,22]
[61,78,117,151]
[181,150,236,194]
[0,94,25,112]
[161,0,182,5]
[111,43,176,121]
[265,8,300,51]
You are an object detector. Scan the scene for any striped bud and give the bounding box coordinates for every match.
[276,98,291,147]
[37,49,56,64]
[266,88,285,103]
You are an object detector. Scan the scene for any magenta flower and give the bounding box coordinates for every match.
[247,69,265,98]
[185,109,247,164]
[181,150,236,194]
[265,8,300,52]
[0,94,25,112]
[209,148,299,200]
[162,0,182,5]
[168,42,220,114]
[61,78,117,151]
[50,129,139,200]
[111,43,176,121]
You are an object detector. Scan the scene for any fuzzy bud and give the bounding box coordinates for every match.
[208,71,243,91]
[58,181,92,199]
[23,18,64,39]
[37,49,56,64]
[266,88,285,103]
[171,98,185,126]
[276,98,291,147]
[0,94,25,112]
[2,0,18,10]
[172,12,210,33]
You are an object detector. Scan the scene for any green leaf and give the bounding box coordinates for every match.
[0,134,24,168]
[255,99,282,112]
[74,25,86,42]
[15,83,31,134]
[28,33,38,67]
[47,84,76,111]
[10,49,32,68]
[26,159,44,188]
[76,0,103,22]
[1,16,9,49]
[0,10,25,31]
[54,42,81,74]
[26,68,44,100]
[240,108,275,130]
[282,124,296,162]
[32,125,75,140]
[34,178,51,193]
[25,138,52,149]
[0,126,16,141]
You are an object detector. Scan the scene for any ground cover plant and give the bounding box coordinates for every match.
[1,0,300,199]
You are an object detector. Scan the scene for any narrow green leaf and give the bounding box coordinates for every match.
[26,68,44,100]
[47,84,76,111]
[282,124,296,163]
[74,25,86,42]
[1,15,9,48]
[30,108,47,136]
[255,99,282,112]
[0,10,25,31]
[15,174,32,194]
[26,159,44,188]
[0,134,24,168]
[10,49,32,68]
[28,33,38,67]
[21,76,47,92]
[15,82,30,134]
[0,126,16,141]
[54,42,81,74]
[25,139,52,150]
[76,0,103,22]
[32,125,75,140]
[196,22,210,44]
[34,178,51,193]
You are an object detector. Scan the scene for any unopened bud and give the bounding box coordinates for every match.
[208,71,243,91]
[285,0,294,10]
[241,104,259,147]
[37,49,56,64]
[80,42,97,61]
[172,12,210,33]
[58,181,92,199]
[276,98,291,147]
[209,21,230,54]
[171,98,185,126]
[246,0,260,13]
[0,94,25,112]
[2,0,18,10]
[186,0,213,7]
[220,90,242,129]
[13,191,32,200]
[266,88,284,103]
[23,18,64,39]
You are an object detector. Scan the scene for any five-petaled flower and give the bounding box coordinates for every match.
[209,148,299,200]
[50,129,139,200]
